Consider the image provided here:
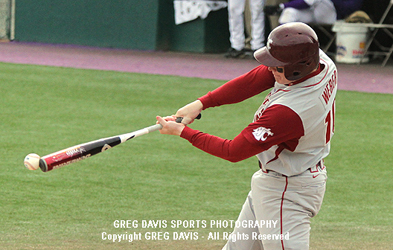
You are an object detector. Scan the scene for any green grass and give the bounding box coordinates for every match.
[0,62,392,249]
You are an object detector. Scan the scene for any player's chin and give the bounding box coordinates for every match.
[275,77,291,85]
[272,74,282,82]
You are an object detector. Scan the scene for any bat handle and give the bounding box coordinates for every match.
[175,113,202,123]
[147,124,163,133]
[124,113,202,142]
[149,113,202,133]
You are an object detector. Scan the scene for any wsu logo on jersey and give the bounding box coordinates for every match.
[252,127,274,141]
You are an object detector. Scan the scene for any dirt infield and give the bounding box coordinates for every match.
[0,41,392,94]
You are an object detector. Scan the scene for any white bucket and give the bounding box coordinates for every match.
[332,21,369,63]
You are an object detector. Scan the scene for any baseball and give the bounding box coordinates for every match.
[24,153,41,170]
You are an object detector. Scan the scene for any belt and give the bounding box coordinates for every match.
[309,160,325,173]
[258,159,325,175]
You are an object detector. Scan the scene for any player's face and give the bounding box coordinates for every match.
[268,67,293,85]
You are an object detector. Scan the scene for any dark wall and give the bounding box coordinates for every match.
[15,0,163,50]
[14,0,230,53]
[361,0,392,48]
[361,0,392,23]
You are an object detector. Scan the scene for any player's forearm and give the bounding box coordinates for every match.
[179,105,305,163]
[180,127,263,162]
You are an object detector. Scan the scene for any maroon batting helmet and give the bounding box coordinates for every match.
[254,22,320,81]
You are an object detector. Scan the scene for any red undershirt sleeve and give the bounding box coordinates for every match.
[180,105,304,162]
[199,65,275,109]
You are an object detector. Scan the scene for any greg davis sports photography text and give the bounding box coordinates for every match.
[101,219,290,243]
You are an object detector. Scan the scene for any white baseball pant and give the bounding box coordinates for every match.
[222,165,327,250]
[228,0,266,51]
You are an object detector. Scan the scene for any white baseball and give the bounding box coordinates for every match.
[24,153,41,170]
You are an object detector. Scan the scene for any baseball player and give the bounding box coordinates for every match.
[225,0,266,58]
[157,22,337,249]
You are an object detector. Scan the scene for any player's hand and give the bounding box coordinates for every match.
[156,116,185,136]
[175,100,203,124]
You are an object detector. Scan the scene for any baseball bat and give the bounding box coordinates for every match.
[38,114,201,172]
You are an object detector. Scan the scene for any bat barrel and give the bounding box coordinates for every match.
[35,118,189,172]
[39,136,121,172]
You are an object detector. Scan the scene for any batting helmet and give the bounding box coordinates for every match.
[254,22,320,81]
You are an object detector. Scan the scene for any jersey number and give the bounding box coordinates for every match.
[325,100,335,144]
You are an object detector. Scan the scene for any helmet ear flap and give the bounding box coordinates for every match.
[284,65,302,81]
[284,56,319,81]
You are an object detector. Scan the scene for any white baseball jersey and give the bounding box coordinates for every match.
[254,50,337,176]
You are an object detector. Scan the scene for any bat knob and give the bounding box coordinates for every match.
[175,113,202,124]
